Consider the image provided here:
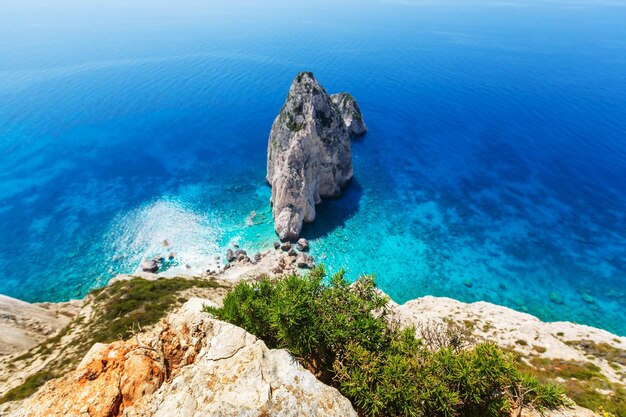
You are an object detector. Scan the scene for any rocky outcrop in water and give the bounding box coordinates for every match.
[267,72,365,241]
[331,92,367,137]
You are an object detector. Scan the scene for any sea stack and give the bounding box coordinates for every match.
[267,72,365,241]
[331,93,367,137]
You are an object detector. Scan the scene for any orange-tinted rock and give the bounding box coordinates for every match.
[14,340,163,417]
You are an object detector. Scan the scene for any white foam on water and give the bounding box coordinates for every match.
[105,198,223,276]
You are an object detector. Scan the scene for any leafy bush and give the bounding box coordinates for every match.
[205,267,565,416]
[205,267,389,381]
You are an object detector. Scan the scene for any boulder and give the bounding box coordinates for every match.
[267,72,355,241]
[280,241,292,252]
[141,259,160,273]
[296,238,309,251]
[10,340,164,417]
[226,249,235,263]
[125,299,359,417]
[296,253,308,268]
[296,253,315,269]
[274,241,281,250]
[331,92,367,137]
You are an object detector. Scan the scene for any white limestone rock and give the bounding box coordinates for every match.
[267,72,355,241]
[124,298,358,417]
[331,92,367,137]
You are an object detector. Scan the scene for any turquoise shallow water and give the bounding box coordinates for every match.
[1,0,626,334]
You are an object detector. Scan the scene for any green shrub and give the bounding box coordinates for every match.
[91,276,224,343]
[206,267,565,416]
[206,267,389,380]
[0,371,56,404]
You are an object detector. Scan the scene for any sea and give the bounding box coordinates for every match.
[1,0,626,335]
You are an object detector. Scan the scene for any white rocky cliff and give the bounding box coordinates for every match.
[0,294,79,355]
[7,298,358,417]
[266,72,365,241]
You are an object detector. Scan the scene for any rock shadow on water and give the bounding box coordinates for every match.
[300,178,363,241]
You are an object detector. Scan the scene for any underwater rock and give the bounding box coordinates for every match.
[549,292,564,305]
[331,92,367,137]
[267,72,356,241]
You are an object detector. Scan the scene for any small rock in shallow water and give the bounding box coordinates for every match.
[296,238,309,252]
[274,241,281,250]
[296,253,308,268]
[141,259,160,273]
[226,249,235,263]
[281,241,292,252]
[288,248,297,257]
[296,253,314,269]
[462,279,473,288]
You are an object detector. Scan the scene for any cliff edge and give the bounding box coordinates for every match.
[6,298,358,417]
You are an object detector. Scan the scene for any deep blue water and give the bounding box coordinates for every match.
[1,0,626,334]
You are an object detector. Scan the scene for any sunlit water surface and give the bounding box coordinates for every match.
[1,0,626,334]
